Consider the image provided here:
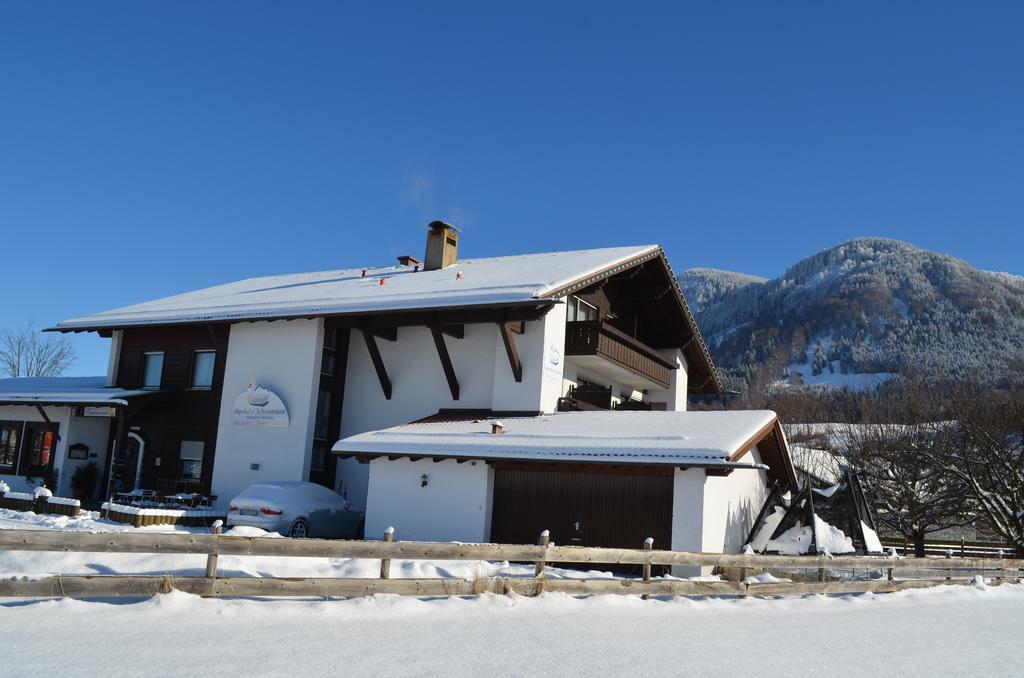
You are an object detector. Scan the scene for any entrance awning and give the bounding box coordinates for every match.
[0,377,165,409]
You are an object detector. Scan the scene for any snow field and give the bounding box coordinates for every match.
[1,583,1022,677]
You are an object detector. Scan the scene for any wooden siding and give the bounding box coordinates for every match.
[490,465,673,560]
[113,324,230,493]
[564,320,674,388]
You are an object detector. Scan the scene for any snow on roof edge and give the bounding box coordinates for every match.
[50,245,659,331]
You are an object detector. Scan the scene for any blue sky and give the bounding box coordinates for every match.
[2,2,1022,376]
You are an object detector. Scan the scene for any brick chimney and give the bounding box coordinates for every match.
[424,221,459,271]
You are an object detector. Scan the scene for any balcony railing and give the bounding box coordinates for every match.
[564,321,675,388]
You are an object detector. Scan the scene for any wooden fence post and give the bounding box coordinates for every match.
[535,530,550,579]
[380,527,394,579]
[204,520,223,584]
[945,550,952,582]
[960,537,966,558]
[642,537,653,600]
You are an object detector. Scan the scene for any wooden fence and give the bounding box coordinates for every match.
[0,527,1019,600]
[881,537,1018,559]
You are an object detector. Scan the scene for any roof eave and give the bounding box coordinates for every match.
[47,298,557,334]
[331,447,768,471]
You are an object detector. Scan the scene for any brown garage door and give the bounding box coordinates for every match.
[490,464,673,552]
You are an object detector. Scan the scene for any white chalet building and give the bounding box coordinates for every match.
[0,222,795,557]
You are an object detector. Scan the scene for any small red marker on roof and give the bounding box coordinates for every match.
[456,270,463,280]
[379,277,387,285]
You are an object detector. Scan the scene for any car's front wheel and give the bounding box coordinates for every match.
[288,518,310,539]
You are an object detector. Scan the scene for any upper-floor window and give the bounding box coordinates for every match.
[567,296,598,322]
[141,352,164,389]
[190,350,216,389]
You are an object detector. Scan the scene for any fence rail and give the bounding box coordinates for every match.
[0,528,1019,600]
[881,537,1018,559]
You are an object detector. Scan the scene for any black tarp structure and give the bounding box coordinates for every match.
[745,470,882,555]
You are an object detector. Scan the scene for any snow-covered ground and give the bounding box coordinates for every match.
[0,584,1020,676]
[2,508,1022,676]
[0,508,615,580]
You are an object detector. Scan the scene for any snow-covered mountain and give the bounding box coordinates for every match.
[679,238,1024,391]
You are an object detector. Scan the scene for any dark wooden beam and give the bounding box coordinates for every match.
[34,405,61,443]
[497,322,523,382]
[430,325,460,400]
[361,330,392,400]
[441,324,464,339]
[508,321,525,335]
[334,305,549,331]
[368,327,398,342]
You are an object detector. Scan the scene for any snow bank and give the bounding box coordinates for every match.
[766,516,854,555]
[861,521,884,553]
[750,506,786,552]
[0,583,1022,677]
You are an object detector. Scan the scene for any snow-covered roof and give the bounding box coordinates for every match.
[0,377,155,406]
[52,245,659,330]
[333,410,782,468]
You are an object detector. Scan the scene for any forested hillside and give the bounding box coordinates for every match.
[679,238,1024,392]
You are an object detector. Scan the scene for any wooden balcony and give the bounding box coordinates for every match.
[564,321,676,389]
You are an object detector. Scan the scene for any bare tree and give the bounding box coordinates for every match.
[844,421,974,556]
[923,387,1024,556]
[0,323,77,378]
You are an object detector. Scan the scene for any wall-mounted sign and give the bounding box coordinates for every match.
[232,379,290,427]
[544,344,563,383]
[82,406,117,418]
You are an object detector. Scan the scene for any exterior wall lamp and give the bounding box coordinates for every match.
[420,473,429,488]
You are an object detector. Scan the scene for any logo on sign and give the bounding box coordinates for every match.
[232,378,290,427]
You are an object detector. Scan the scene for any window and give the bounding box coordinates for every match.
[0,421,20,468]
[567,296,598,322]
[179,441,204,481]
[25,426,55,470]
[190,350,216,389]
[141,352,164,389]
[321,328,337,376]
[314,390,331,440]
[310,444,329,471]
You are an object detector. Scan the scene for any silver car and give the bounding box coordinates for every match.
[227,481,364,539]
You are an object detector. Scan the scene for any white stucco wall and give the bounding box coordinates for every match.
[364,458,493,543]
[210,319,323,508]
[0,405,96,496]
[700,447,770,555]
[106,330,122,387]
[59,413,113,498]
[669,468,706,577]
[648,349,688,411]
[669,449,770,576]
[337,305,565,508]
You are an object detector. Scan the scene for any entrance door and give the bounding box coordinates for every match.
[19,423,58,482]
[109,435,142,493]
[490,465,674,552]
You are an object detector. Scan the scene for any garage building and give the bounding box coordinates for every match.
[335,409,797,574]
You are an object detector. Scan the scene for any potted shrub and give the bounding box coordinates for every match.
[70,462,99,501]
